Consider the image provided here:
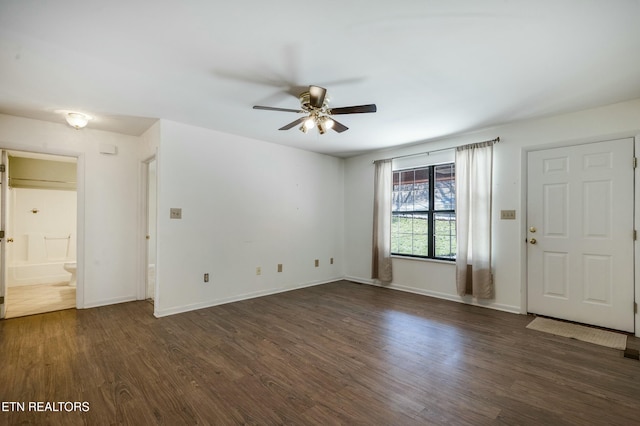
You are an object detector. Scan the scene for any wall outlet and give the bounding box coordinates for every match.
[315,259,319,267]
[256,266,261,275]
[277,264,283,272]
[330,257,334,265]
[170,208,182,219]
[500,210,516,220]
[204,273,209,283]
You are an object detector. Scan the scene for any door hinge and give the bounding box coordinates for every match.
[635,302,638,314]
[0,296,4,305]
[0,164,5,173]
[634,157,638,169]
[635,230,637,241]
[0,230,4,239]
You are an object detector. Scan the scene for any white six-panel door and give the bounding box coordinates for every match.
[527,138,634,332]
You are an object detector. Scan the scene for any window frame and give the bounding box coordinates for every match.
[391,163,456,261]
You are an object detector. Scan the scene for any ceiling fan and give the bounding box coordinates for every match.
[253,85,377,134]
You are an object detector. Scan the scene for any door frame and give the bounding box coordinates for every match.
[138,155,158,305]
[0,146,85,318]
[1,150,7,319]
[520,135,639,336]
[634,134,640,337]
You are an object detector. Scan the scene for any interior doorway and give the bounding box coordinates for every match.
[144,157,157,303]
[1,150,78,318]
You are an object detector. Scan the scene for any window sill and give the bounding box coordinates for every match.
[391,255,456,265]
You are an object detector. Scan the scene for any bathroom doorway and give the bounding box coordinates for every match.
[1,150,78,318]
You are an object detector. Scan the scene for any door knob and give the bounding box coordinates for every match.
[529,226,537,233]
[530,238,537,245]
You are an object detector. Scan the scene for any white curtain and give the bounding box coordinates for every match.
[372,159,393,284]
[455,141,494,298]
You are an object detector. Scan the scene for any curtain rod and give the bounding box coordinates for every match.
[374,137,500,164]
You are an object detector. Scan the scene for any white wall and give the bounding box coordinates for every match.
[153,120,345,317]
[345,98,640,319]
[0,114,141,308]
[139,120,160,160]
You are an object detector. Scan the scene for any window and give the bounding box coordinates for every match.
[391,163,456,260]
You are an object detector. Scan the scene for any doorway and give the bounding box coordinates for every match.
[526,138,635,332]
[144,157,157,303]
[1,150,78,318]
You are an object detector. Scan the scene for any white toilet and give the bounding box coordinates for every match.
[63,262,77,287]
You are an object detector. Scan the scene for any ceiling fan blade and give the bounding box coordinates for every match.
[253,105,303,113]
[279,117,307,130]
[330,119,349,133]
[309,85,327,108]
[329,104,377,115]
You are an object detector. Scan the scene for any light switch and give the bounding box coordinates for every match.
[170,208,182,219]
[500,210,516,220]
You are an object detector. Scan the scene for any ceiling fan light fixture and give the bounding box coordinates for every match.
[317,122,326,135]
[65,112,90,129]
[299,124,308,134]
[323,117,334,129]
[303,117,315,130]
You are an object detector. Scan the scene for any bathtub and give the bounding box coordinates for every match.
[8,261,72,287]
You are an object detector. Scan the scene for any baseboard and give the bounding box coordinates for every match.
[344,276,374,286]
[80,276,521,317]
[343,275,521,315]
[83,295,137,309]
[153,277,343,318]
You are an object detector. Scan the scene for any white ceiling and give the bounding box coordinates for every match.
[1,1,639,157]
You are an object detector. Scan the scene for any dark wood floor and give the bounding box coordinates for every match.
[1,280,639,425]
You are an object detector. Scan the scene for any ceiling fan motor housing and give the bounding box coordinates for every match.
[299,91,328,113]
